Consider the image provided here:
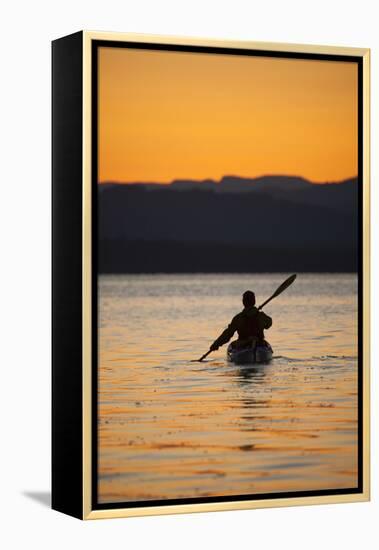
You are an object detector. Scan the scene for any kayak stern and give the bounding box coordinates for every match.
[227,342,273,364]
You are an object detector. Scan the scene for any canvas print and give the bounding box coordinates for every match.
[96,45,360,506]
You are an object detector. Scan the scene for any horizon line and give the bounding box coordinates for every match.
[98,173,358,186]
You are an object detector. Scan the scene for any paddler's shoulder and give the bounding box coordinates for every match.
[233,306,258,322]
[230,310,245,324]
[243,306,259,317]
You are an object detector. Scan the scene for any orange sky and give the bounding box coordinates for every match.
[98,47,358,183]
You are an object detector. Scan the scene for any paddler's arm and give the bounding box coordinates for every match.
[209,318,237,351]
[258,311,272,329]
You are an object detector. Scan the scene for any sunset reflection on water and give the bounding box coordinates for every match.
[98,273,358,503]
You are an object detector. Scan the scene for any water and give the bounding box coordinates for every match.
[98,273,358,504]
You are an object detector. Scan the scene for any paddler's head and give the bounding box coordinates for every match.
[242,290,256,308]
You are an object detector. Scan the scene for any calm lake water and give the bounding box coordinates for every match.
[98,273,358,503]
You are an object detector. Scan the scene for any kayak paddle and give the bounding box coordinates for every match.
[192,273,297,362]
[191,350,212,362]
[257,273,297,310]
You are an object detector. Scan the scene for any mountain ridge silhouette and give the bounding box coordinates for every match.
[99,174,356,193]
[98,175,358,273]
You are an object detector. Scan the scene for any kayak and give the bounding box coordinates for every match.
[227,341,273,364]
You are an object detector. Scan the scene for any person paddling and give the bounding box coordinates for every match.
[209,290,272,353]
[193,275,295,362]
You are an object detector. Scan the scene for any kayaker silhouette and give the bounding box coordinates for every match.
[193,275,295,362]
[209,290,272,353]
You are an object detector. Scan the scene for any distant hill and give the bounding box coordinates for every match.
[100,173,355,192]
[98,175,359,273]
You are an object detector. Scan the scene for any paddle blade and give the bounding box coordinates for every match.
[191,350,212,362]
[271,273,297,299]
[258,274,297,310]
